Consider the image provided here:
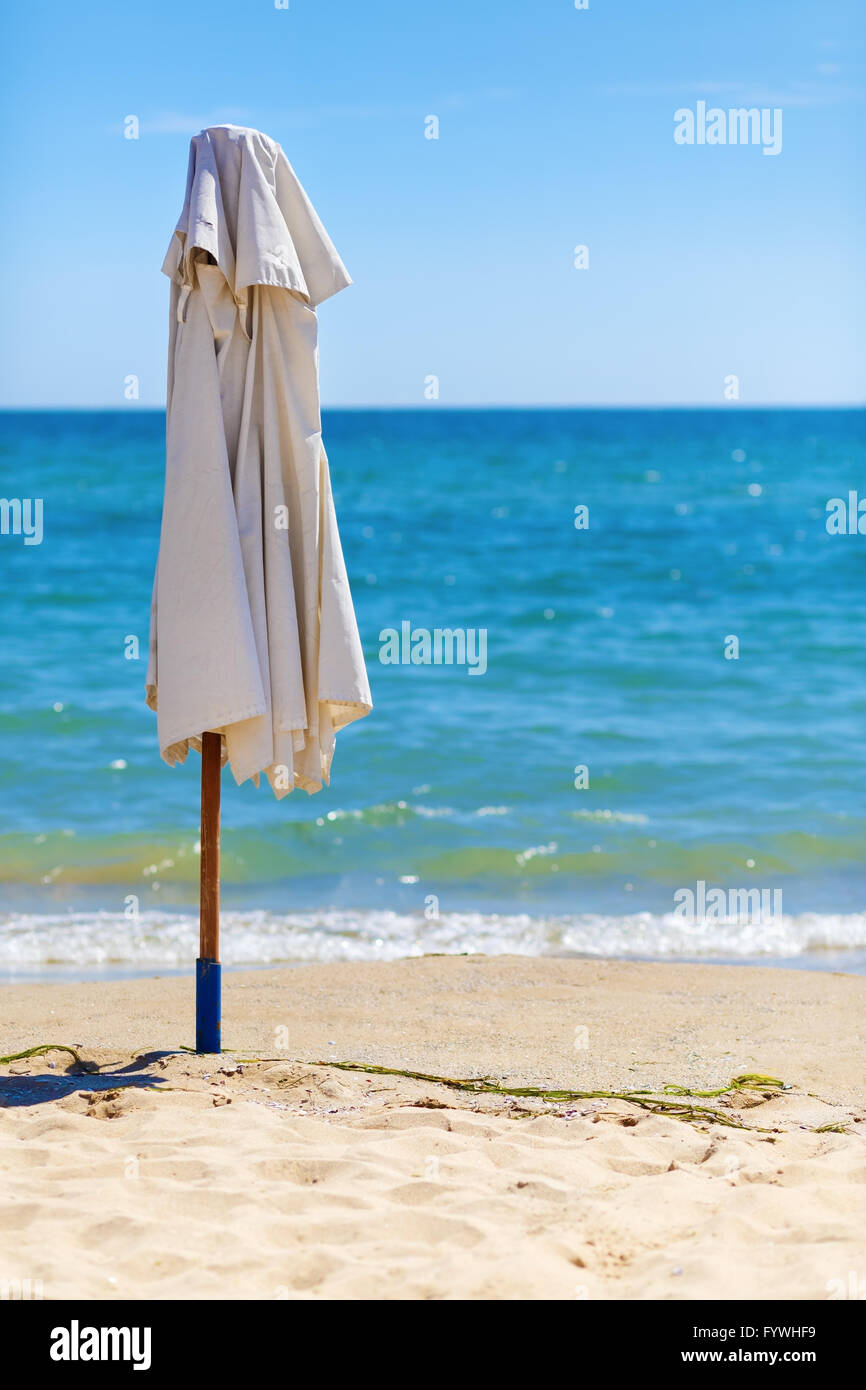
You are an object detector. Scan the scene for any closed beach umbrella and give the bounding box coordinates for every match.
[146,125,372,1050]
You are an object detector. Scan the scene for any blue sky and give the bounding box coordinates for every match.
[1,0,863,406]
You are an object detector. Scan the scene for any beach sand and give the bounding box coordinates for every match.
[1,956,863,1301]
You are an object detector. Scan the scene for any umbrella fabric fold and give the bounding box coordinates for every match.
[146,125,371,798]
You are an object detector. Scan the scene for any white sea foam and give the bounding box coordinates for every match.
[0,908,864,976]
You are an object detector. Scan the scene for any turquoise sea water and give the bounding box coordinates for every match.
[0,407,864,976]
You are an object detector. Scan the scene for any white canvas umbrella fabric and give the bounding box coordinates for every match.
[146,125,371,797]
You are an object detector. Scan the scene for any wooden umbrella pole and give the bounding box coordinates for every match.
[196,730,222,1053]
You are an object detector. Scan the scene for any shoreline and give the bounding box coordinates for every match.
[1,946,866,986]
[2,901,865,980]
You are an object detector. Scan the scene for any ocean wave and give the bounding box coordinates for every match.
[1,907,865,975]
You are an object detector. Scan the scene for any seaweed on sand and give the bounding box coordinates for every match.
[0,1044,788,1130]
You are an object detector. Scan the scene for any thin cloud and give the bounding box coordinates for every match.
[115,89,519,137]
[127,110,253,135]
[598,79,866,108]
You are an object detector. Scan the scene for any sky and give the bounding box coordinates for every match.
[0,0,863,407]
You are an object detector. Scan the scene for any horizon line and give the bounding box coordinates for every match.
[1,402,864,413]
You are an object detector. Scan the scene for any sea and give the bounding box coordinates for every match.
[0,407,863,979]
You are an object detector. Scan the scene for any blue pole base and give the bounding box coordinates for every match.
[196,957,221,1053]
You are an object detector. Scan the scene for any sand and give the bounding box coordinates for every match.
[0,956,864,1301]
